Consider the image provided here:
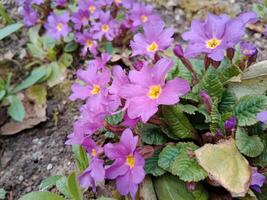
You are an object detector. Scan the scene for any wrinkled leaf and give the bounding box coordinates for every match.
[56,176,71,198]
[39,175,63,191]
[105,112,123,125]
[236,127,264,157]
[145,150,165,176]
[64,41,78,52]
[195,139,251,197]
[19,191,64,200]
[140,124,168,145]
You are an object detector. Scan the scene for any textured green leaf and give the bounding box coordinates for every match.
[41,35,56,50]
[177,104,198,115]
[0,22,23,40]
[234,95,267,126]
[210,98,222,133]
[58,53,73,68]
[67,172,82,200]
[145,150,165,176]
[105,112,123,125]
[0,188,6,199]
[170,143,207,182]
[253,133,267,167]
[218,64,240,84]
[13,66,48,93]
[39,175,63,191]
[56,176,71,198]
[140,124,167,145]
[158,145,180,170]
[153,174,195,200]
[19,192,64,200]
[47,62,66,87]
[218,90,237,113]
[72,145,89,172]
[27,43,46,59]
[26,85,47,105]
[7,95,25,122]
[64,41,78,52]
[0,90,6,101]
[195,139,251,197]
[236,127,264,157]
[162,105,196,140]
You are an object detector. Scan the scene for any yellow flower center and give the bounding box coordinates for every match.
[89,5,96,13]
[147,42,158,52]
[91,84,100,95]
[86,40,94,47]
[56,23,63,31]
[147,85,162,100]
[115,0,122,3]
[141,15,148,23]
[126,155,135,168]
[102,24,110,32]
[92,149,97,157]
[243,49,249,55]
[206,38,221,49]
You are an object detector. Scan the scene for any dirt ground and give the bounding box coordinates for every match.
[0,0,266,199]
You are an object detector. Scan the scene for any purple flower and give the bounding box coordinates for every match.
[250,170,266,193]
[113,0,134,9]
[224,117,237,135]
[173,44,184,58]
[69,65,110,102]
[104,129,145,199]
[240,41,257,57]
[120,58,190,122]
[121,112,140,128]
[31,0,44,4]
[264,25,267,36]
[182,12,257,61]
[92,11,119,41]
[65,121,89,145]
[78,0,100,19]
[88,53,111,70]
[82,137,103,157]
[55,0,67,6]
[129,3,161,27]
[78,157,105,191]
[76,31,98,56]
[130,21,174,59]
[71,10,90,30]
[109,65,130,96]
[199,90,212,113]
[19,5,38,27]
[257,110,267,124]
[45,12,71,40]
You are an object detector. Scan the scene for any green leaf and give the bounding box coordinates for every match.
[153,174,195,200]
[26,85,47,105]
[13,66,48,93]
[7,95,25,122]
[39,175,63,191]
[236,127,264,157]
[252,4,267,19]
[210,98,222,133]
[72,145,89,171]
[0,5,13,24]
[195,139,251,197]
[253,133,267,167]
[0,188,6,200]
[170,143,207,182]
[176,104,198,115]
[102,41,117,54]
[0,90,6,101]
[218,64,240,84]
[28,25,41,44]
[27,43,46,59]
[105,112,123,125]
[64,41,78,52]
[158,145,180,170]
[140,124,168,145]
[19,191,64,200]
[162,105,196,140]
[0,22,23,40]
[67,172,82,200]
[145,150,165,176]
[46,62,66,87]
[234,95,267,126]
[41,35,56,50]
[218,90,237,113]
[56,176,71,198]
[58,53,73,68]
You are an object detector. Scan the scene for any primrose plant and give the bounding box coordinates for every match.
[17,0,267,199]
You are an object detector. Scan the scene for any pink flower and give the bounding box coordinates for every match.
[76,31,98,56]
[104,129,145,199]
[88,53,111,70]
[120,58,190,122]
[130,21,174,59]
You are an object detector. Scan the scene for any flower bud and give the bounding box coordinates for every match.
[224,117,237,135]
[226,48,235,60]
[199,90,212,113]
[186,182,196,192]
[173,44,184,58]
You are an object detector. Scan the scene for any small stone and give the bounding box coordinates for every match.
[18,175,24,182]
[47,164,53,170]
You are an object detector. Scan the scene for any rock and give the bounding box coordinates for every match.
[47,164,53,170]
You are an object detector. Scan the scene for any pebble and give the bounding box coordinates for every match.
[18,175,24,182]
[47,164,53,170]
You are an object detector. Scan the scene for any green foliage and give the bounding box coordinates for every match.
[218,90,237,113]
[162,105,196,140]
[67,172,83,200]
[105,111,123,125]
[64,41,78,52]
[7,95,25,122]
[209,99,222,133]
[217,64,240,84]
[236,127,264,157]
[0,22,23,40]
[0,188,6,200]
[72,145,89,172]
[177,104,198,115]
[234,95,267,126]
[39,175,63,191]
[153,174,208,200]
[56,176,71,198]
[19,191,64,200]
[144,150,166,176]
[253,3,267,20]
[140,124,168,145]
[0,5,13,24]
[158,143,207,182]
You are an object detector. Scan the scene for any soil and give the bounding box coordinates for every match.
[0,0,266,199]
